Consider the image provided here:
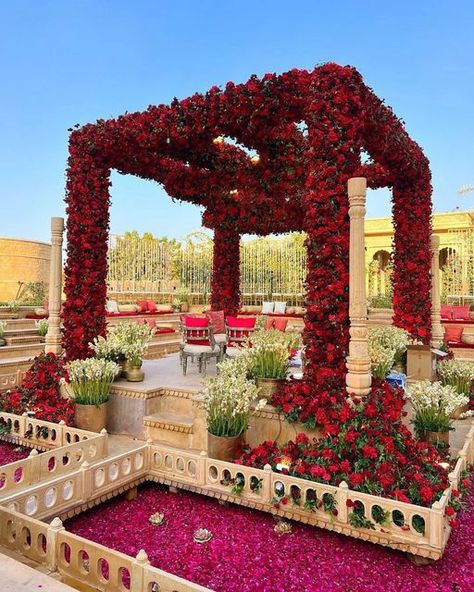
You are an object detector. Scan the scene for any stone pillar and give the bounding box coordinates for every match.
[45,217,64,355]
[345,178,372,397]
[430,234,444,348]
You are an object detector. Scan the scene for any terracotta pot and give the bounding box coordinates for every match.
[126,364,145,382]
[255,377,286,401]
[207,432,244,462]
[420,430,450,447]
[74,402,108,432]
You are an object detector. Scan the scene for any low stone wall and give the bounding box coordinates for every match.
[0,238,50,302]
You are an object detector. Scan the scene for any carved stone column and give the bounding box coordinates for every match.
[346,178,372,397]
[45,217,64,355]
[430,234,443,347]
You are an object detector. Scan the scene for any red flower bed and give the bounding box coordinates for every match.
[250,382,449,506]
[63,64,432,427]
[0,353,74,424]
[66,481,474,592]
[0,441,30,466]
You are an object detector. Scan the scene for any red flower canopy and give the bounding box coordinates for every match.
[63,63,432,418]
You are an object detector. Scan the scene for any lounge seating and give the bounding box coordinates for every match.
[225,316,256,358]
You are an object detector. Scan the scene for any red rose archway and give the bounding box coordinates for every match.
[63,64,432,425]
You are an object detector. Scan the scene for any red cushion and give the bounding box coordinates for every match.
[206,310,225,334]
[137,300,148,312]
[185,316,209,328]
[273,318,288,332]
[264,318,274,330]
[440,305,453,320]
[444,326,464,344]
[146,301,158,313]
[227,316,256,329]
[452,305,470,321]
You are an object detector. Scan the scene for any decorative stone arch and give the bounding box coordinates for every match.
[63,63,432,422]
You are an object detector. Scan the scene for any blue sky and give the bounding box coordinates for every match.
[1,0,473,242]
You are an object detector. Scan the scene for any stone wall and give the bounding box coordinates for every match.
[0,238,51,302]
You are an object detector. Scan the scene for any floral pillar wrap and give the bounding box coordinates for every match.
[211,223,241,315]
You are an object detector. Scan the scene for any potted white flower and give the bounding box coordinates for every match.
[368,342,395,379]
[437,359,474,418]
[90,334,126,378]
[247,329,301,400]
[368,326,409,373]
[66,358,119,432]
[201,357,264,461]
[109,322,155,382]
[408,380,469,448]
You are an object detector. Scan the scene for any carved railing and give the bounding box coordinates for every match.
[0,432,107,496]
[0,411,97,450]
[0,420,472,590]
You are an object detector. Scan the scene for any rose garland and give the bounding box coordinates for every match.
[63,64,432,424]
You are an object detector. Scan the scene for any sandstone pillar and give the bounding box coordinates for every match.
[45,217,64,355]
[346,178,372,397]
[430,234,444,347]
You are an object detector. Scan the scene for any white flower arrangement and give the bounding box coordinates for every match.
[35,318,48,337]
[201,357,265,437]
[245,328,302,380]
[368,342,395,379]
[66,358,120,405]
[368,326,409,361]
[437,358,474,395]
[408,380,469,434]
[90,322,155,366]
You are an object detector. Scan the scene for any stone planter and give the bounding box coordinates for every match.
[255,377,286,402]
[126,364,145,382]
[419,429,449,447]
[207,432,244,462]
[74,402,108,432]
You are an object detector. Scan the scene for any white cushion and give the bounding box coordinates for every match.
[262,301,274,314]
[226,346,244,358]
[106,300,119,313]
[274,301,287,314]
[183,344,219,354]
[214,333,227,344]
[118,304,138,313]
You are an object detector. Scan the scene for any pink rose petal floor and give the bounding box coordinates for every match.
[65,483,474,592]
[0,440,31,466]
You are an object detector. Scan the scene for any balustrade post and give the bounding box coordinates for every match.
[430,234,443,347]
[198,450,208,486]
[429,500,444,548]
[100,428,109,457]
[46,517,65,572]
[262,464,273,502]
[336,481,349,523]
[28,449,40,485]
[131,549,150,592]
[345,177,372,397]
[80,460,92,501]
[45,217,64,355]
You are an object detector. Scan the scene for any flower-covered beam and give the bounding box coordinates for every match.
[63,62,432,426]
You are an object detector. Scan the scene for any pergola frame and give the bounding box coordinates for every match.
[63,63,432,421]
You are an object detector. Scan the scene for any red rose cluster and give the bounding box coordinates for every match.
[0,353,74,424]
[63,63,432,420]
[240,382,449,507]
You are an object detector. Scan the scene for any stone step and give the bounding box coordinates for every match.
[4,327,39,337]
[145,340,181,360]
[0,342,44,360]
[3,318,37,330]
[152,330,179,343]
[5,334,44,346]
[144,410,194,447]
